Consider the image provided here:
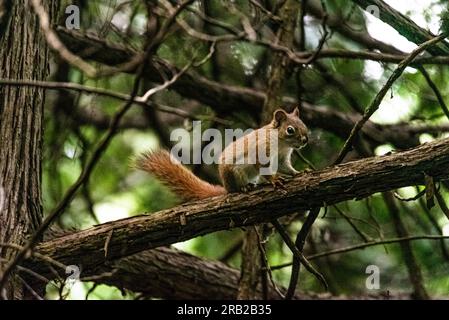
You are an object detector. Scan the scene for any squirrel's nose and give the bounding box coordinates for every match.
[301,135,308,145]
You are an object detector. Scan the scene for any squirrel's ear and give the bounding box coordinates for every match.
[292,107,300,118]
[273,109,287,126]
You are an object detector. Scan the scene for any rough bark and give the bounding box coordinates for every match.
[262,0,300,123]
[237,226,264,300]
[29,138,449,275]
[0,0,56,299]
[87,247,266,300]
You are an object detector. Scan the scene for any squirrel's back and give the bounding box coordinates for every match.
[136,150,226,202]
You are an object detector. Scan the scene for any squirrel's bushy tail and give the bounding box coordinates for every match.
[136,150,226,202]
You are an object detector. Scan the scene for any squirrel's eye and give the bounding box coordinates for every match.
[286,126,295,135]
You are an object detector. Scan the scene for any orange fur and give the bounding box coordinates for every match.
[136,150,226,202]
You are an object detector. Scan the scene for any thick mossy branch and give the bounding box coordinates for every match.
[78,247,297,300]
[32,138,449,273]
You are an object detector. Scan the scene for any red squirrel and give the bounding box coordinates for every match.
[136,107,308,202]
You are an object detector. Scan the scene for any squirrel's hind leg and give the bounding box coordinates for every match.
[221,164,258,193]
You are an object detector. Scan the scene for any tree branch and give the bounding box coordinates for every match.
[350,0,449,55]
[29,137,449,275]
[2,77,449,150]
[305,0,401,54]
[78,246,300,300]
[296,49,449,65]
[271,234,449,270]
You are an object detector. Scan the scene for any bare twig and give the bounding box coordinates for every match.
[333,206,370,242]
[254,226,285,299]
[302,11,329,64]
[271,219,328,294]
[335,34,448,164]
[81,270,118,282]
[394,188,426,202]
[435,189,449,221]
[284,207,324,299]
[0,78,233,126]
[94,0,196,78]
[295,49,449,65]
[0,243,66,270]
[186,6,241,34]
[0,257,51,285]
[417,196,449,261]
[166,2,313,66]
[140,63,192,102]
[418,67,449,121]
[104,229,114,259]
[272,234,449,270]
[17,275,44,300]
[249,0,282,22]
[295,150,316,170]
[85,283,98,300]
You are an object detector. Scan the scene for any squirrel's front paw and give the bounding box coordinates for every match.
[240,183,256,193]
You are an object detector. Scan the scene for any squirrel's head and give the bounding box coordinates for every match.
[271,107,309,149]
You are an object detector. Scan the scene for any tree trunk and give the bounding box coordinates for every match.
[262,0,300,123]
[238,0,301,299]
[237,226,265,299]
[0,0,56,299]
